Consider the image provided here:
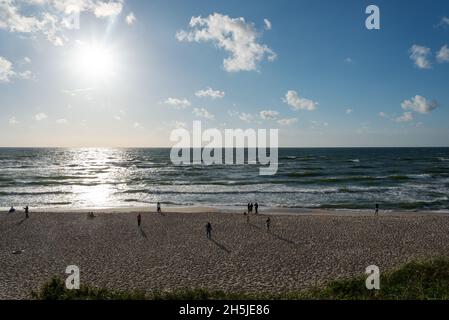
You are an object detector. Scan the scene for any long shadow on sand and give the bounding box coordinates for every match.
[139,228,148,239]
[248,222,297,246]
[210,238,231,254]
[16,218,27,226]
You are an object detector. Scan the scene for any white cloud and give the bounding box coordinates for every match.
[277,118,298,126]
[163,97,191,109]
[34,112,48,121]
[437,45,449,63]
[395,112,414,123]
[228,110,255,123]
[283,90,318,111]
[56,118,67,124]
[133,122,141,128]
[24,56,31,64]
[114,115,121,120]
[0,56,32,82]
[263,18,272,30]
[93,1,123,18]
[260,110,279,120]
[344,57,353,63]
[176,13,276,72]
[346,108,353,114]
[378,112,388,118]
[125,12,135,25]
[195,87,225,99]
[9,116,19,125]
[401,95,438,114]
[193,107,214,120]
[409,45,431,69]
[0,0,124,46]
[438,16,449,27]
[0,56,14,82]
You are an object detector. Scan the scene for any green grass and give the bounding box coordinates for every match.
[32,257,449,300]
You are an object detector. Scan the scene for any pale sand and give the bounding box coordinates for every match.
[1,209,449,299]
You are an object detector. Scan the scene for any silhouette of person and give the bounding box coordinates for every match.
[206,222,212,239]
[247,203,251,214]
[250,203,253,214]
[157,202,161,213]
[375,204,379,216]
[266,217,271,232]
[254,203,259,214]
[9,206,15,213]
[137,213,142,227]
[24,206,29,219]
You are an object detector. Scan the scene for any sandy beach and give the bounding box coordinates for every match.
[1,209,449,299]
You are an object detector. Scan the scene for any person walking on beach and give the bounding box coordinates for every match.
[206,222,212,239]
[375,203,379,216]
[250,203,253,214]
[266,217,271,232]
[137,213,142,227]
[254,202,259,214]
[157,202,161,213]
[247,203,251,214]
[24,206,29,219]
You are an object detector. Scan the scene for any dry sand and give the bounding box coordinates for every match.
[1,209,449,299]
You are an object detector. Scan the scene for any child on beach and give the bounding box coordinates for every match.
[8,206,15,213]
[24,206,29,219]
[375,204,379,216]
[137,213,142,227]
[157,202,161,213]
[266,217,271,232]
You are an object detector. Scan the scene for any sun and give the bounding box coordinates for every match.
[73,42,117,81]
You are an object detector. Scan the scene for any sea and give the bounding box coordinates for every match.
[0,147,448,212]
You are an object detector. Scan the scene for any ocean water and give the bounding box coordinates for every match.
[0,148,448,211]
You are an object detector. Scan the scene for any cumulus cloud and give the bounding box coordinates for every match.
[195,87,225,99]
[259,110,279,120]
[163,97,191,109]
[176,13,276,72]
[263,18,271,30]
[0,56,15,82]
[277,118,298,126]
[0,0,124,46]
[56,118,67,124]
[9,116,19,125]
[34,112,48,121]
[401,95,438,114]
[193,107,214,120]
[395,112,414,123]
[125,12,135,25]
[409,45,431,69]
[437,45,449,63]
[283,90,318,111]
[228,110,255,123]
[438,16,449,27]
[0,56,32,82]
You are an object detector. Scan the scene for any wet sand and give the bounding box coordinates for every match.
[1,209,449,299]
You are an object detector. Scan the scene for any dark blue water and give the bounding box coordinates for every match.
[0,148,448,211]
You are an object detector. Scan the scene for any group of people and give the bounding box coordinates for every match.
[247,202,259,214]
[8,205,29,219]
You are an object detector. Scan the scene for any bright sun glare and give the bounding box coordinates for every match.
[74,42,117,81]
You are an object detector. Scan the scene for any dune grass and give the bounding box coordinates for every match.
[32,257,449,300]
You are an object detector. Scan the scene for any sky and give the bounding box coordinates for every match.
[0,0,449,147]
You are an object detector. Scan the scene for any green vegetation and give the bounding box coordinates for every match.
[32,257,449,300]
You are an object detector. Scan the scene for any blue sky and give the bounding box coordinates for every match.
[0,0,448,147]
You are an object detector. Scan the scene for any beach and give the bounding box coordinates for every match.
[2,209,449,299]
